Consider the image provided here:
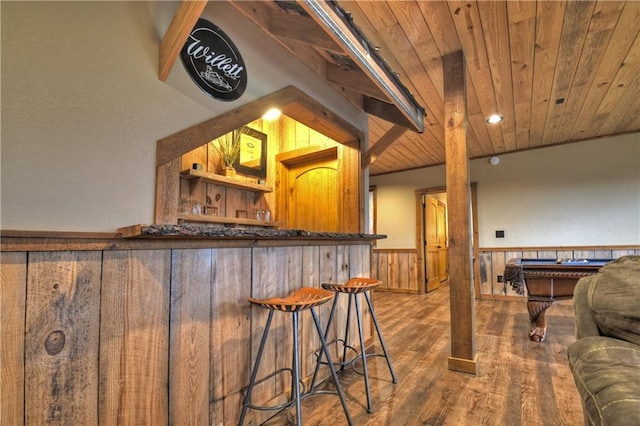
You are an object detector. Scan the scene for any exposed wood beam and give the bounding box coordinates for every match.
[443,50,477,375]
[297,0,425,133]
[156,86,362,166]
[227,1,364,110]
[363,96,415,130]
[158,1,207,81]
[157,86,297,166]
[362,125,408,168]
[269,11,342,52]
[327,64,388,101]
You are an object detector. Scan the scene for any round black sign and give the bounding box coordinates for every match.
[180,18,247,101]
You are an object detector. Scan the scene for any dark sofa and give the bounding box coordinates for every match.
[567,255,640,425]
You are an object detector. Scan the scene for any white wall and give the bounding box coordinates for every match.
[371,133,640,249]
[0,1,365,232]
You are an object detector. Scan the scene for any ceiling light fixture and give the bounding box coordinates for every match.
[489,156,500,165]
[487,114,503,124]
[262,108,282,121]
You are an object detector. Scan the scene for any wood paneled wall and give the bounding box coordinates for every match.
[0,243,372,426]
[371,246,640,297]
[179,119,277,221]
[371,249,420,293]
[174,115,362,232]
[478,247,640,299]
[154,87,364,233]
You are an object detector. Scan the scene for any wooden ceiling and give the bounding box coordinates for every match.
[225,1,640,175]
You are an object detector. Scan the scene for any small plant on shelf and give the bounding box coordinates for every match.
[212,126,248,177]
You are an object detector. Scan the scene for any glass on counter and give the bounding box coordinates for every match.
[179,198,204,215]
[179,199,191,214]
[253,209,271,221]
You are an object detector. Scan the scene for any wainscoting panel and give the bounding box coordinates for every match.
[478,247,640,299]
[372,247,639,298]
[1,241,372,426]
[372,249,420,293]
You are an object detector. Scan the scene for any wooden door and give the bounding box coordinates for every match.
[287,158,339,232]
[425,197,441,291]
[436,201,449,282]
[425,197,448,291]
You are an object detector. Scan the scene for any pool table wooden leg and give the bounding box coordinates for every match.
[527,300,554,342]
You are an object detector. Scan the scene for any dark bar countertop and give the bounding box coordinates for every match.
[118,223,385,239]
[1,224,385,252]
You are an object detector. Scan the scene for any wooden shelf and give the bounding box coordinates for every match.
[177,213,280,228]
[179,169,275,227]
[180,169,273,194]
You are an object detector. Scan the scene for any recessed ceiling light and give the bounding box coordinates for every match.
[262,108,281,121]
[487,114,503,124]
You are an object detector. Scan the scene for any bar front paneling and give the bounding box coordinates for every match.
[100,249,171,425]
[170,248,213,425]
[1,232,376,425]
[25,251,102,425]
[0,252,27,426]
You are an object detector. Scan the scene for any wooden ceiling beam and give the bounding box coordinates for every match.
[157,86,362,166]
[159,1,207,82]
[269,11,342,52]
[327,64,389,101]
[297,0,425,133]
[362,124,408,168]
[363,96,415,130]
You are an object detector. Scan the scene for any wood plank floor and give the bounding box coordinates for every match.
[261,284,584,425]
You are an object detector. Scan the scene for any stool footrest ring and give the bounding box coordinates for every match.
[282,389,344,424]
[314,339,359,370]
[239,293,353,425]
[310,279,397,414]
[240,367,308,413]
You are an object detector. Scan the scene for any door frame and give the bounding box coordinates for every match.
[415,183,480,296]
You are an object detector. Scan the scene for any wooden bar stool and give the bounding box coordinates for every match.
[311,277,397,413]
[239,287,353,426]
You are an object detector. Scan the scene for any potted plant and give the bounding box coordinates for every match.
[213,127,245,177]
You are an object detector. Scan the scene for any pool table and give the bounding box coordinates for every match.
[504,258,610,342]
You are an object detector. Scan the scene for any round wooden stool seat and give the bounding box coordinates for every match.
[248,287,334,312]
[322,277,381,294]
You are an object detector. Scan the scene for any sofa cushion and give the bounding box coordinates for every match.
[568,336,640,425]
[587,256,640,346]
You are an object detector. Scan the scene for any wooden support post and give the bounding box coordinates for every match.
[443,50,477,375]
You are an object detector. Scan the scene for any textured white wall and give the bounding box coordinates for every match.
[0,1,365,232]
[371,133,640,248]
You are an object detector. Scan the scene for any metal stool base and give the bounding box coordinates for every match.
[239,288,353,426]
[311,279,397,414]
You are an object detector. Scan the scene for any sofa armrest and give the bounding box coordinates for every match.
[573,275,601,339]
[573,255,640,345]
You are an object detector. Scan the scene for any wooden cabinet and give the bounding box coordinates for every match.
[179,169,278,227]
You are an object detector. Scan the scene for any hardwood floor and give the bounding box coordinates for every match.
[262,285,584,425]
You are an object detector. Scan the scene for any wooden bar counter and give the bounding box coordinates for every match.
[1,226,382,425]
